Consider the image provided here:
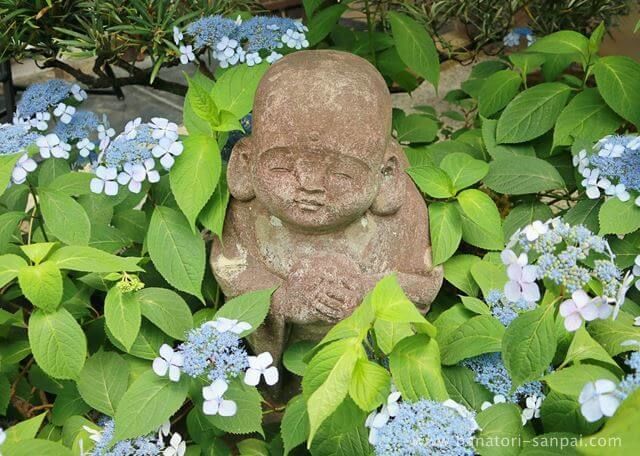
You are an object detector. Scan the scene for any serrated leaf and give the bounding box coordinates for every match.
[39,188,91,245]
[484,156,564,195]
[542,364,619,397]
[443,254,481,296]
[137,288,193,340]
[457,190,504,250]
[282,395,310,455]
[18,261,63,312]
[77,351,129,416]
[442,366,493,411]
[104,287,141,351]
[348,359,390,412]
[440,315,505,364]
[214,287,275,337]
[593,56,640,127]
[429,202,462,265]
[439,153,489,192]
[47,245,143,272]
[406,165,454,198]
[212,63,269,118]
[478,70,522,117]
[598,197,640,235]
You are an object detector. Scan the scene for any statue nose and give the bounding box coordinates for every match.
[295,161,324,193]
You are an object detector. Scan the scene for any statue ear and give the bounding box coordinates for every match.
[227,137,256,201]
[370,140,407,216]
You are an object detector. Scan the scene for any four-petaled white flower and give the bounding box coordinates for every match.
[98,124,115,141]
[521,395,543,424]
[36,133,70,159]
[124,117,142,140]
[77,138,95,157]
[202,379,237,416]
[481,394,506,411]
[573,149,589,173]
[523,220,548,242]
[117,159,160,193]
[173,26,183,45]
[443,399,480,431]
[11,154,37,185]
[266,51,283,64]
[206,317,252,335]
[30,112,51,131]
[150,118,179,141]
[282,29,309,49]
[245,52,262,67]
[71,84,88,101]
[598,141,624,158]
[559,290,610,332]
[90,166,119,196]
[152,137,183,169]
[244,352,279,386]
[153,343,184,382]
[53,103,76,124]
[578,380,620,422]
[502,249,539,303]
[179,45,195,65]
[365,388,401,444]
[604,182,630,202]
[163,432,186,456]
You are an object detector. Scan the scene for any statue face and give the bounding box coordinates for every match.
[252,146,379,231]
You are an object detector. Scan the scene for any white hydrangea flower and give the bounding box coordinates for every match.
[604,183,630,202]
[173,26,183,45]
[36,133,70,159]
[572,149,589,173]
[521,395,542,424]
[559,290,611,332]
[244,352,279,386]
[598,141,624,158]
[90,166,119,196]
[124,117,142,140]
[578,380,620,422]
[179,45,195,65]
[163,432,186,456]
[481,394,506,411]
[11,154,37,185]
[282,28,309,49]
[117,159,159,193]
[82,425,102,444]
[365,387,401,445]
[98,124,115,141]
[53,103,76,124]
[522,220,548,242]
[153,344,184,382]
[150,118,179,141]
[206,317,252,335]
[30,112,51,131]
[443,399,480,431]
[71,84,88,101]
[202,379,237,416]
[266,51,283,64]
[502,249,539,303]
[245,52,262,67]
[152,137,183,169]
[77,138,95,157]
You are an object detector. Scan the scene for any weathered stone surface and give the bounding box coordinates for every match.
[211,50,443,361]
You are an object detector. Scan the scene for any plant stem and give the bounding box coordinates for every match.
[363,0,377,67]
[27,182,49,243]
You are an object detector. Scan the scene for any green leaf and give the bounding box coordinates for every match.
[147,206,205,300]
[20,243,56,264]
[476,403,530,456]
[406,165,454,198]
[303,0,325,18]
[478,70,522,117]
[204,379,263,436]
[105,287,141,351]
[212,63,269,118]
[3,413,46,443]
[214,288,275,337]
[388,12,440,89]
[598,197,640,235]
[39,188,91,245]
[593,56,640,127]
[18,262,63,312]
[456,189,504,250]
[51,384,89,426]
[77,351,129,416]
[587,313,640,356]
[496,83,572,143]
[28,308,87,380]
[309,399,371,456]
[389,334,448,401]
[439,153,489,192]
[114,370,189,440]
[484,156,565,195]
[509,52,547,76]
[562,327,618,370]
[460,296,491,316]
[564,199,601,233]
[502,305,556,388]
[349,359,390,412]
[440,315,505,364]
[305,338,361,445]
[394,114,439,143]
[283,341,315,376]
[47,172,94,197]
[442,366,493,411]
[1,439,73,456]
[199,173,230,240]
[0,211,25,254]
[281,395,310,455]
[137,288,193,340]
[0,253,28,287]
[481,118,536,160]
[171,134,221,230]
[553,89,621,147]
[527,31,590,65]
[0,154,22,198]
[47,245,142,272]
[443,254,480,296]
[503,202,553,240]
[470,260,507,298]
[541,392,600,435]
[306,4,348,46]
[542,364,619,397]
[429,202,462,265]
[184,73,218,126]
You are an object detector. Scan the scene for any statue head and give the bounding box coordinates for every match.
[227,50,407,232]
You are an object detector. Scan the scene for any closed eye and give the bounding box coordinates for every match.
[333,172,352,180]
[271,167,291,172]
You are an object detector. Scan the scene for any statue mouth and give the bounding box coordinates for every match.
[294,198,324,211]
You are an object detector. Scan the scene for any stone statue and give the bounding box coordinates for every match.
[211,50,443,362]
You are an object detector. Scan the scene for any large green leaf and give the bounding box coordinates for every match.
[443,254,480,296]
[598,197,640,235]
[0,254,26,288]
[47,245,142,272]
[114,370,188,440]
[1,439,73,456]
[388,12,440,89]
[484,156,564,195]
[137,288,193,340]
[147,206,205,300]
[170,134,221,230]
[28,308,87,380]
[214,288,275,337]
[104,287,141,351]
[281,395,310,455]
[456,189,504,250]
[309,399,371,456]
[389,334,448,401]
[406,165,454,198]
[475,403,531,456]
[77,351,129,416]
[478,70,522,117]
[442,366,493,411]
[481,118,536,160]
[440,315,505,364]
[542,364,619,397]
[198,173,230,240]
[394,114,439,143]
[348,359,390,412]
[204,379,264,436]
[18,262,63,312]
[0,154,22,198]
[39,188,91,245]
[527,31,590,65]
[439,153,489,192]
[587,312,640,356]
[593,56,640,127]
[496,83,571,143]
[212,62,269,118]
[429,202,462,265]
[0,211,25,254]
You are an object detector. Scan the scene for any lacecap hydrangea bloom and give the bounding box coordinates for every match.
[502,218,628,332]
[574,135,640,205]
[177,15,308,69]
[152,318,278,418]
[0,123,40,185]
[14,79,87,123]
[503,27,536,48]
[486,288,536,326]
[84,419,185,456]
[90,117,182,196]
[372,398,479,456]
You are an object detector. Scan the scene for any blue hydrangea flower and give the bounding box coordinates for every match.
[503,27,535,48]
[0,124,39,155]
[618,351,640,400]
[102,125,155,169]
[89,419,164,456]
[54,110,100,142]
[486,289,536,326]
[16,79,74,119]
[373,399,478,456]
[462,353,544,402]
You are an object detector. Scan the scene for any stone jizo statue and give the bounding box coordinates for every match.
[211,50,443,361]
